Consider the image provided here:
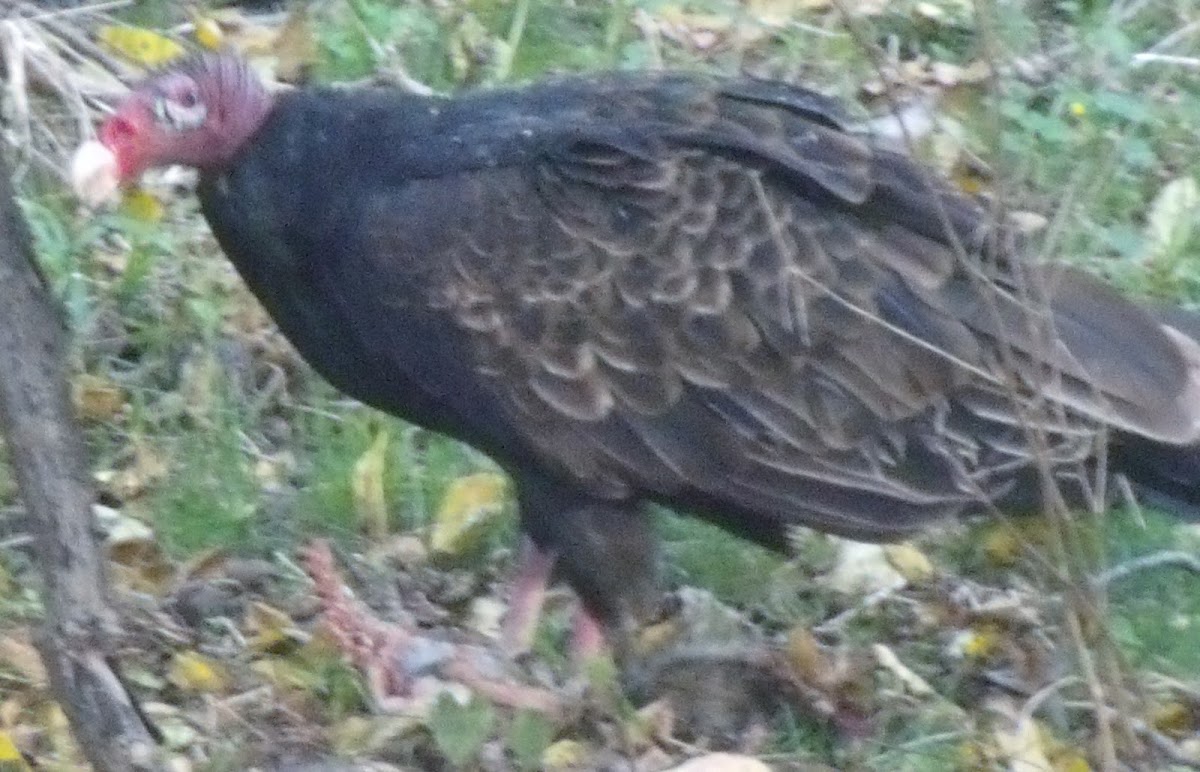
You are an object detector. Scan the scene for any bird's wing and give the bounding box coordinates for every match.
[351,77,1200,541]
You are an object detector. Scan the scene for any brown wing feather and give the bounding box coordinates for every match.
[400,77,1200,540]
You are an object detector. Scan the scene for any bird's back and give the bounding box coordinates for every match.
[196,71,1200,546]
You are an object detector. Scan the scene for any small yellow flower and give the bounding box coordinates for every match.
[1069,101,1087,117]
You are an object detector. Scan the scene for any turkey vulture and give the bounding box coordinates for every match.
[73,54,1200,655]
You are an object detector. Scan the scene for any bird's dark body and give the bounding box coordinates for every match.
[195,71,1200,629]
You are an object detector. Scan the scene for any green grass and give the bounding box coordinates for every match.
[1104,509,1200,675]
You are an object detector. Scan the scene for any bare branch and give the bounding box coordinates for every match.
[0,146,163,770]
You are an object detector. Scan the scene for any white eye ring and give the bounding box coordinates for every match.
[153,96,208,131]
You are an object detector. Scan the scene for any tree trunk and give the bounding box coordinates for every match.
[0,149,162,769]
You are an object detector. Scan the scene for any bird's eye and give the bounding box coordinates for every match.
[153,92,208,132]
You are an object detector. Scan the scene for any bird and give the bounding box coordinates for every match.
[73,52,1200,659]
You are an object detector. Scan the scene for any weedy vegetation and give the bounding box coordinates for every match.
[2,0,1200,769]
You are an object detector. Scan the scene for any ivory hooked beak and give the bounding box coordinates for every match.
[70,140,120,207]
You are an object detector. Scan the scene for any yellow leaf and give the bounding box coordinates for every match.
[168,651,228,693]
[120,187,164,222]
[98,25,184,67]
[72,373,125,422]
[542,739,589,770]
[1054,753,1092,772]
[979,520,1054,567]
[962,624,1001,659]
[430,473,509,557]
[244,601,299,654]
[884,542,934,582]
[0,731,29,770]
[352,429,390,539]
[192,12,224,50]
[981,523,1021,566]
[993,712,1052,772]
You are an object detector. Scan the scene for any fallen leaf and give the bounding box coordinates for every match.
[1145,176,1200,263]
[245,601,301,654]
[178,548,229,582]
[667,753,772,772]
[97,25,184,67]
[1152,700,1195,737]
[785,626,829,685]
[72,374,125,422]
[991,705,1053,772]
[96,439,169,502]
[352,429,390,540]
[0,634,48,689]
[0,731,30,771]
[884,543,934,582]
[467,597,505,641]
[191,11,224,50]
[273,5,318,83]
[826,540,907,595]
[430,472,509,557]
[950,623,1002,660]
[120,188,164,222]
[168,651,229,694]
[872,643,934,697]
[542,739,590,770]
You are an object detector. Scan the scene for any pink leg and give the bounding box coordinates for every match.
[500,537,556,656]
[570,606,608,664]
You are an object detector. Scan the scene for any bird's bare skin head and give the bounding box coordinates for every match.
[74,54,273,201]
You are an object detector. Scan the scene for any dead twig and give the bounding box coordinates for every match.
[1093,551,1200,588]
[0,144,164,769]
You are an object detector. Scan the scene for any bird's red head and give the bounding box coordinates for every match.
[78,54,273,198]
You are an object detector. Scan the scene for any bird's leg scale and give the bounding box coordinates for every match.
[500,536,557,656]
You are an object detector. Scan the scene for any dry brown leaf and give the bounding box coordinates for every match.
[785,626,829,685]
[273,5,318,83]
[96,439,169,502]
[0,634,47,689]
[178,548,229,582]
[71,373,125,422]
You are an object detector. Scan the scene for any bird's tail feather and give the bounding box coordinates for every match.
[1113,304,1200,520]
